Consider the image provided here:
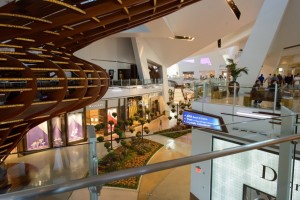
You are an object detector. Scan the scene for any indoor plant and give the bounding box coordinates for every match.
[226,58,248,94]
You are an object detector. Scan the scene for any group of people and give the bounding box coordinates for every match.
[257,73,300,89]
[252,73,284,108]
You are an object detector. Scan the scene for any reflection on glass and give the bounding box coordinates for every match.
[243,185,276,200]
[67,113,83,142]
[52,117,63,147]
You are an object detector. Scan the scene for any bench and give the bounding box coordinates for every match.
[250,89,281,103]
[211,90,227,99]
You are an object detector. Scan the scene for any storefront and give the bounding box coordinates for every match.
[193,136,300,200]
[86,98,126,135]
[127,96,141,119]
[19,110,86,153]
[149,92,164,116]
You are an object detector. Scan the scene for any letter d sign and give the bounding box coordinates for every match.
[261,165,277,181]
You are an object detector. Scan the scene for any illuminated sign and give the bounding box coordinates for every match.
[183,110,228,133]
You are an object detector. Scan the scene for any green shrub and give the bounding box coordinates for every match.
[97,136,104,142]
[136,131,141,138]
[144,129,150,134]
[94,123,105,131]
[112,112,117,118]
[129,126,135,133]
[104,141,111,150]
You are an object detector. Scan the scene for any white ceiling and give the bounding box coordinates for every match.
[112,0,300,70]
[113,0,264,67]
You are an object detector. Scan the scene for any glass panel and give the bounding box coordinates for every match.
[4,143,92,194]
[26,121,50,151]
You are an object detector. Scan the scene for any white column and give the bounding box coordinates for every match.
[131,37,150,80]
[238,0,290,86]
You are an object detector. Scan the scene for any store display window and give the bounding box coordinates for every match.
[51,117,64,147]
[26,121,49,151]
[67,113,84,142]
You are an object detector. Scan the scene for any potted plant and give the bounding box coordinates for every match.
[226,58,248,95]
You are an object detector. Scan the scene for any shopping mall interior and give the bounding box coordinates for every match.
[0,0,300,199]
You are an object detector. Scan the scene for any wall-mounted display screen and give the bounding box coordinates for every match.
[51,117,63,147]
[183,110,228,133]
[26,121,49,151]
[67,113,83,142]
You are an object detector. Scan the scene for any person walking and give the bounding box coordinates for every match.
[159,119,162,130]
[293,73,300,96]
[258,74,264,86]
[252,80,263,106]
[264,73,272,86]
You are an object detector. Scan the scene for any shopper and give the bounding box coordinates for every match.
[257,74,264,86]
[264,73,272,86]
[294,74,300,89]
[159,119,162,130]
[252,80,263,106]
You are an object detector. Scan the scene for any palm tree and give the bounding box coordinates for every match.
[226,58,248,82]
[226,58,248,94]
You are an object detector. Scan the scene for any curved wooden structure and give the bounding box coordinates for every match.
[0,0,201,162]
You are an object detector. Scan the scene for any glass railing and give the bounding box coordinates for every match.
[109,78,163,87]
[192,81,299,113]
[0,81,27,88]
[0,112,299,199]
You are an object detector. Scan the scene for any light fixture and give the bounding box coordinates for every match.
[226,0,241,20]
[111,88,122,92]
[218,39,221,48]
[236,111,273,119]
[169,35,195,41]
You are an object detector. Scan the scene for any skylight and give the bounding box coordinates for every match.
[183,59,195,63]
[200,58,212,65]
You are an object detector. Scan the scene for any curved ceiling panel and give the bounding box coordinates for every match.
[0,0,201,162]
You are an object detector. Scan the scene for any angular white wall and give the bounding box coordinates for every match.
[74,37,135,80]
[132,37,169,104]
[238,0,290,86]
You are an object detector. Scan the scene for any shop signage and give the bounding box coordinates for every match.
[261,164,300,191]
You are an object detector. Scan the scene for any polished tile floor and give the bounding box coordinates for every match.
[2,115,191,200]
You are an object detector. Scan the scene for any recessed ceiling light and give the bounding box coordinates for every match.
[226,0,241,20]
[169,35,195,41]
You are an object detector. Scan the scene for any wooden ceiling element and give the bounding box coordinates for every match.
[0,23,31,30]
[0,0,201,162]
[43,0,87,15]
[0,0,201,49]
[0,13,52,24]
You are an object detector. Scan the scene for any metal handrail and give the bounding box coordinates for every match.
[2,133,300,199]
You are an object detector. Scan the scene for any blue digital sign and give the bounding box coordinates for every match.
[183,110,227,132]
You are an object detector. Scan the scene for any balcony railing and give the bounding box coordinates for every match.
[0,112,299,199]
[109,78,163,87]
